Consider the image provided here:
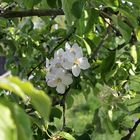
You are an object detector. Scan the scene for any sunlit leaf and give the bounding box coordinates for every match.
[1,100,32,140]
[8,76,51,122]
[59,131,76,140]
[0,103,17,140]
[130,45,137,64]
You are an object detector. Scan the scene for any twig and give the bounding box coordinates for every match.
[60,87,70,130]
[0,9,64,18]
[90,29,109,60]
[100,11,121,36]
[27,60,44,78]
[121,118,140,140]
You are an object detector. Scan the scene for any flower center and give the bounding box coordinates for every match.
[74,59,80,65]
[55,63,61,68]
[70,48,74,52]
[55,78,62,84]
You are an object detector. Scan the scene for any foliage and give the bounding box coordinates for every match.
[1,0,140,140]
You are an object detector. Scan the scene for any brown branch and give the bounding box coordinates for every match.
[121,118,140,140]
[0,9,64,18]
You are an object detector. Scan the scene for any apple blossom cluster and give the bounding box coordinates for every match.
[46,42,90,94]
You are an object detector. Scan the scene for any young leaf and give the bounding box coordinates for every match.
[100,51,116,79]
[61,0,76,26]
[130,45,137,64]
[71,0,84,19]
[0,103,17,140]
[1,100,32,140]
[112,15,132,43]
[59,131,76,140]
[8,76,51,122]
[0,78,26,101]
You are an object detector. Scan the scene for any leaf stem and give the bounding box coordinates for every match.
[121,118,140,140]
[60,87,70,130]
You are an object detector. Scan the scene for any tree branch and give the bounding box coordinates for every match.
[0,9,64,18]
[121,118,140,140]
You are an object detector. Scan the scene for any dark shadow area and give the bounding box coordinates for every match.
[0,56,6,75]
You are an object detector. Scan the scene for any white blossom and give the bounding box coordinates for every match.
[46,68,73,93]
[46,42,90,93]
[63,42,90,77]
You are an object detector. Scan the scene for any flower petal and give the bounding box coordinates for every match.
[64,51,75,62]
[47,80,57,87]
[62,60,73,69]
[78,57,90,70]
[72,65,81,77]
[65,42,71,50]
[56,83,66,93]
[54,48,64,59]
[72,43,83,58]
[62,74,73,85]
[55,68,65,78]
[46,58,49,68]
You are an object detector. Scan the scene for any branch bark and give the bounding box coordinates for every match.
[0,9,64,18]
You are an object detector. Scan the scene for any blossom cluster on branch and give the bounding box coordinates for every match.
[46,42,90,93]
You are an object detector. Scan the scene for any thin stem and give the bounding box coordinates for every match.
[27,60,44,78]
[90,28,109,60]
[121,118,140,140]
[60,87,70,130]
[62,100,66,130]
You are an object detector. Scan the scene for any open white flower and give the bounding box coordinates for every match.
[46,42,90,93]
[63,42,90,77]
[46,68,73,93]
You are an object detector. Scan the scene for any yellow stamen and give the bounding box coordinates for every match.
[74,59,80,65]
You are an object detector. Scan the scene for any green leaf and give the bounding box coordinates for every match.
[0,103,17,140]
[71,0,84,19]
[1,100,32,140]
[61,0,77,26]
[0,78,26,101]
[100,51,116,79]
[135,27,140,41]
[50,107,62,120]
[83,38,91,55]
[59,131,76,140]
[66,95,74,109]
[119,8,138,28]
[0,76,51,122]
[112,15,132,43]
[2,0,14,2]
[75,133,90,140]
[23,0,42,8]
[129,75,140,92]
[23,0,34,8]
[84,8,99,34]
[46,0,57,8]
[8,76,51,122]
[33,0,42,5]
[0,18,7,28]
[130,45,137,64]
